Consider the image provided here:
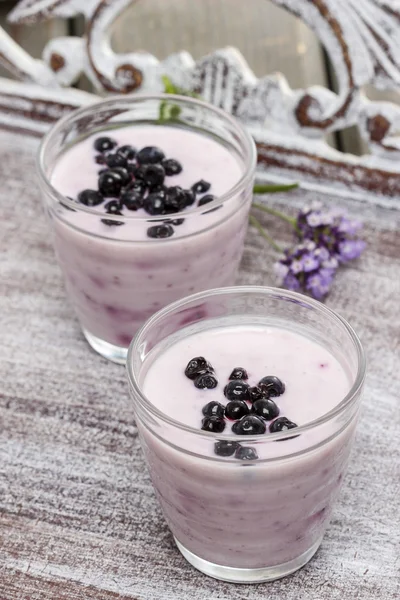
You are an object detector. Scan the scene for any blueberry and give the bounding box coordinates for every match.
[128,164,146,180]
[185,356,213,379]
[126,180,147,196]
[224,380,250,402]
[137,146,165,164]
[235,446,258,460]
[201,416,225,433]
[102,201,124,226]
[117,145,136,160]
[214,440,239,457]
[164,186,187,213]
[144,192,166,215]
[252,399,280,421]
[169,218,185,226]
[98,170,123,197]
[259,376,285,398]
[195,373,218,389]
[104,200,122,214]
[77,189,104,207]
[183,189,196,206]
[121,190,143,211]
[192,179,211,194]
[105,153,128,169]
[202,401,225,418]
[248,386,264,403]
[225,400,250,420]
[144,164,165,188]
[229,367,248,381]
[147,224,174,239]
[94,136,117,153]
[162,158,182,176]
[95,154,106,165]
[269,417,298,433]
[232,415,266,435]
[198,194,215,207]
[112,167,131,186]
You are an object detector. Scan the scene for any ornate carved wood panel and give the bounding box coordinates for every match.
[1,0,400,204]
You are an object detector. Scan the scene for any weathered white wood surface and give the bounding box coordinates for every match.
[0,126,399,599]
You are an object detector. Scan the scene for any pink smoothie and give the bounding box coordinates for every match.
[48,125,248,352]
[139,325,354,570]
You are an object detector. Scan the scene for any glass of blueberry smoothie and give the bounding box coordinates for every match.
[127,286,366,583]
[37,95,256,363]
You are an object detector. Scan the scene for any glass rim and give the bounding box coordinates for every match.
[126,286,366,446]
[36,93,257,223]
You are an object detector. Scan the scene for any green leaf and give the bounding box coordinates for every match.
[253,183,298,194]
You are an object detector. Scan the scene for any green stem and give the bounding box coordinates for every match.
[249,214,282,253]
[253,183,298,194]
[252,202,300,236]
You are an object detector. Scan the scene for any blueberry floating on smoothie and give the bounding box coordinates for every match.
[235,446,258,460]
[94,136,117,153]
[202,401,225,418]
[95,154,106,165]
[117,144,136,160]
[195,373,218,389]
[112,166,131,186]
[147,224,174,239]
[168,218,185,226]
[164,186,187,213]
[269,417,298,433]
[232,415,266,435]
[259,375,286,398]
[252,398,280,421]
[144,192,166,215]
[126,180,146,196]
[136,146,165,164]
[105,153,128,169]
[121,190,144,211]
[185,356,214,380]
[77,189,104,207]
[104,200,122,214]
[224,380,250,402]
[201,416,225,433]
[229,367,248,381]
[162,158,182,176]
[129,164,146,180]
[248,386,264,403]
[225,400,250,420]
[192,179,211,194]
[214,440,239,457]
[144,164,165,188]
[182,189,196,207]
[98,170,124,197]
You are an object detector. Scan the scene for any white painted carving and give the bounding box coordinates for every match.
[0,0,399,200]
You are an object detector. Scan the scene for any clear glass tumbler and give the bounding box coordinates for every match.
[37,95,256,363]
[127,286,366,583]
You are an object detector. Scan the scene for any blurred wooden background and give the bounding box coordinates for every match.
[1,0,399,155]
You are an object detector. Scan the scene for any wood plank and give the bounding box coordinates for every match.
[0,127,399,598]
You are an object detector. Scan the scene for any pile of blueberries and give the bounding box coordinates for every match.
[185,357,298,460]
[75,136,216,238]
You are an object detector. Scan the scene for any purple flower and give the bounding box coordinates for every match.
[282,271,301,292]
[275,202,365,301]
[306,268,335,300]
[299,252,320,272]
[338,217,363,236]
[338,239,366,262]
